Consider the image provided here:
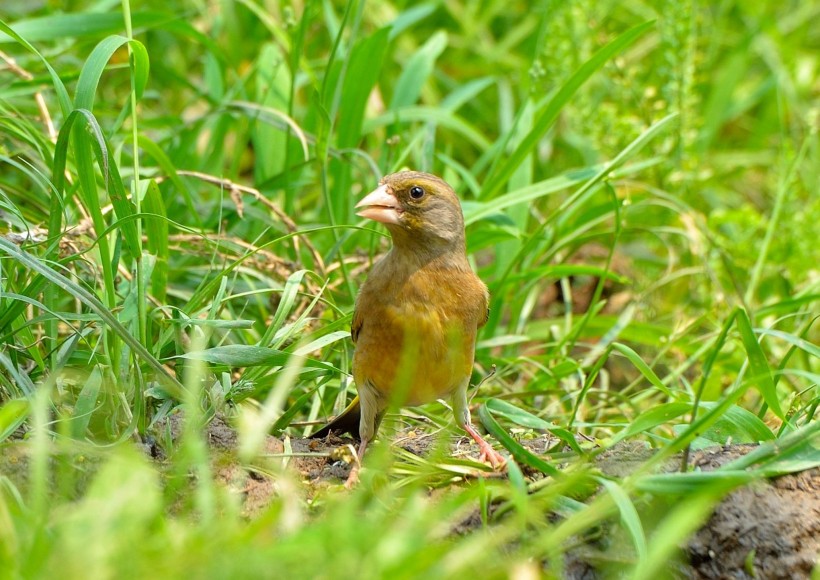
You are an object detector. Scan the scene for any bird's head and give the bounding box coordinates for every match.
[355,171,466,252]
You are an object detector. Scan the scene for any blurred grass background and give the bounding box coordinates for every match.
[0,0,817,577]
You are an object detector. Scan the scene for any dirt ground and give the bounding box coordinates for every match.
[153,415,819,578]
[2,414,818,578]
[683,448,819,580]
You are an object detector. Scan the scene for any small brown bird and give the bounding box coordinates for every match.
[313,171,506,485]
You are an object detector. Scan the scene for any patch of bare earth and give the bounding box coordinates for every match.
[1,415,816,578]
[168,417,819,578]
[685,448,819,580]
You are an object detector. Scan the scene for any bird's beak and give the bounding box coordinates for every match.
[355,184,402,225]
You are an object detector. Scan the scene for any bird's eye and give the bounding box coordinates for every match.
[409,185,425,200]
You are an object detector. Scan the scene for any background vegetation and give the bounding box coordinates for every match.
[0,0,817,577]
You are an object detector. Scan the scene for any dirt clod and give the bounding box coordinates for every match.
[687,467,819,579]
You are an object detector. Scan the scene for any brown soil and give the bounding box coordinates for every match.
[1,414,817,578]
[182,417,819,578]
[560,442,820,579]
[685,448,820,580]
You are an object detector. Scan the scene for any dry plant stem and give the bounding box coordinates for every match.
[0,48,86,224]
[66,217,295,284]
[324,255,371,294]
[167,233,293,279]
[0,49,57,142]
[344,443,363,489]
[174,170,327,277]
[474,364,497,393]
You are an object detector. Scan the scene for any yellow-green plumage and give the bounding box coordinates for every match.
[312,171,504,484]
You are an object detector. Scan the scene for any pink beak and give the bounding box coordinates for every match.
[355,184,402,225]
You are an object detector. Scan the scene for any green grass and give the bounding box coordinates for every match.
[0,0,818,577]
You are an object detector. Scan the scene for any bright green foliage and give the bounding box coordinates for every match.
[0,0,817,577]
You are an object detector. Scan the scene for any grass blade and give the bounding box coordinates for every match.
[0,237,183,396]
[481,20,655,198]
[479,402,563,476]
[736,309,783,419]
[389,31,447,111]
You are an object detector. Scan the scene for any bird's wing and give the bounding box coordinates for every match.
[478,285,490,329]
[351,304,363,344]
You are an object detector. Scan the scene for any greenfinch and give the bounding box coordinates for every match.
[313,171,506,484]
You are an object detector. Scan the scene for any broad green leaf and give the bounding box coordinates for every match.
[634,470,757,495]
[271,388,318,435]
[250,43,290,181]
[0,399,28,442]
[292,331,351,355]
[50,108,140,319]
[71,367,103,439]
[441,77,495,112]
[756,328,820,359]
[137,135,200,223]
[609,403,692,446]
[388,2,437,39]
[178,345,337,372]
[696,403,775,444]
[612,343,674,398]
[0,292,80,335]
[337,27,390,147]
[0,12,168,43]
[600,479,647,561]
[757,294,820,317]
[143,181,169,302]
[722,419,820,476]
[261,270,308,347]
[75,35,149,109]
[631,493,724,580]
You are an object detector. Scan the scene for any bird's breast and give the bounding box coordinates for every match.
[352,265,485,406]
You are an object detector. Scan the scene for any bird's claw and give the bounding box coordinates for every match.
[476,442,507,471]
[344,464,360,489]
[343,444,365,488]
[464,423,507,471]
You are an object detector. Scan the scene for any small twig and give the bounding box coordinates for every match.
[475,364,498,391]
[468,364,497,408]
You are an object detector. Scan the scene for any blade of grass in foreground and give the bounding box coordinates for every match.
[478,403,562,476]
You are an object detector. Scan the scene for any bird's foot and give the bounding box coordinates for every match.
[343,441,366,489]
[344,464,361,489]
[477,444,507,470]
[464,423,507,471]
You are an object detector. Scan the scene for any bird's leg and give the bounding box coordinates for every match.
[344,437,369,489]
[344,385,384,488]
[452,378,506,470]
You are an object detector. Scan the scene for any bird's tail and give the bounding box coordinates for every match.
[311,395,361,439]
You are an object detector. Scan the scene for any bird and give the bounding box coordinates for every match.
[312,170,506,486]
